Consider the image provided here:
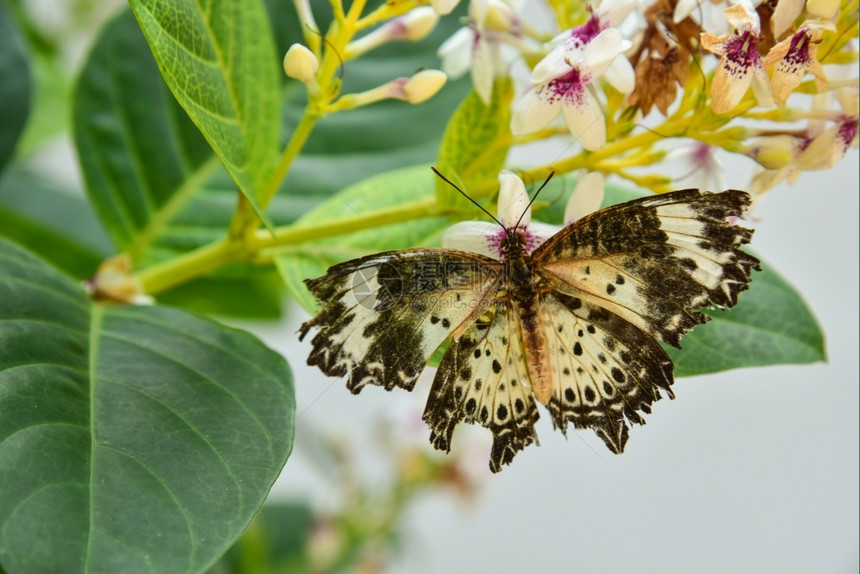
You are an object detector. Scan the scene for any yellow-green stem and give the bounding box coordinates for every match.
[258,109,321,209]
[136,196,439,295]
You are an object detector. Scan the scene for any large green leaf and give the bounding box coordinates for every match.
[0,167,112,279]
[0,238,295,574]
[275,165,449,310]
[0,2,32,173]
[127,0,280,219]
[73,8,221,258]
[669,260,826,375]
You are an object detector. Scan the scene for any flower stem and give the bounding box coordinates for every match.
[136,196,440,295]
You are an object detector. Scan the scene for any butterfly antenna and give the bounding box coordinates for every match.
[431,166,505,228]
[513,171,555,231]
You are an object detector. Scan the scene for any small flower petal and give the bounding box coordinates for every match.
[562,88,606,150]
[497,170,531,228]
[438,28,474,78]
[442,221,499,258]
[580,28,624,78]
[603,54,636,94]
[511,87,561,134]
[471,35,495,104]
[564,172,605,224]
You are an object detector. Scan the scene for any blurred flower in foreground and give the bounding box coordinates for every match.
[668,141,726,191]
[749,86,859,195]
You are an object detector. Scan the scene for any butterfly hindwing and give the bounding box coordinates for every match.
[423,301,540,472]
[300,249,501,393]
[540,292,674,453]
[535,189,760,346]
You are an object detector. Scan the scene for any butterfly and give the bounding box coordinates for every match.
[299,174,760,472]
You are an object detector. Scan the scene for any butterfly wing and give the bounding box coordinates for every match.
[423,301,540,473]
[539,291,673,453]
[533,189,760,347]
[300,248,502,393]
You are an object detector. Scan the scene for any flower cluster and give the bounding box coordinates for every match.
[283,0,857,203]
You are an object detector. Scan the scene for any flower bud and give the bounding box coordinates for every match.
[485,0,518,32]
[283,43,318,83]
[402,69,448,103]
[742,135,802,169]
[431,0,461,15]
[401,7,439,41]
[347,8,439,59]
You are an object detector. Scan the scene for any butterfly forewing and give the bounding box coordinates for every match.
[300,248,501,393]
[534,189,760,347]
[423,301,540,473]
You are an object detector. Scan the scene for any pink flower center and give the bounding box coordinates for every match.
[569,14,604,46]
[786,29,812,66]
[486,227,542,258]
[545,67,587,104]
[837,115,859,149]
[725,30,762,69]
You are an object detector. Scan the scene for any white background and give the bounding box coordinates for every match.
[260,150,859,574]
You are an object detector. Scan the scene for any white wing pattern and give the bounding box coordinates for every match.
[301,189,760,472]
[299,248,501,393]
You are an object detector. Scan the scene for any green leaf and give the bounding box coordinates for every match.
[73,7,221,257]
[0,238,295,574]
[157,270,286,319]
[669,259,826,375]
[127,0,280,220]
[0,167,112,279]
[0,2,32,173]
[435,78,515,207]
[276,165,449,311]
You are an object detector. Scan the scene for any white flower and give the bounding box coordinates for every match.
[750,88,859,195]
[511,28,628,150]
[443,171,604,259]
[667,141,726,190]
[438,0,524,104]
[701,0,773,113]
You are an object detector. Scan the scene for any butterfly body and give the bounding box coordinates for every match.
[300,189,760,472]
